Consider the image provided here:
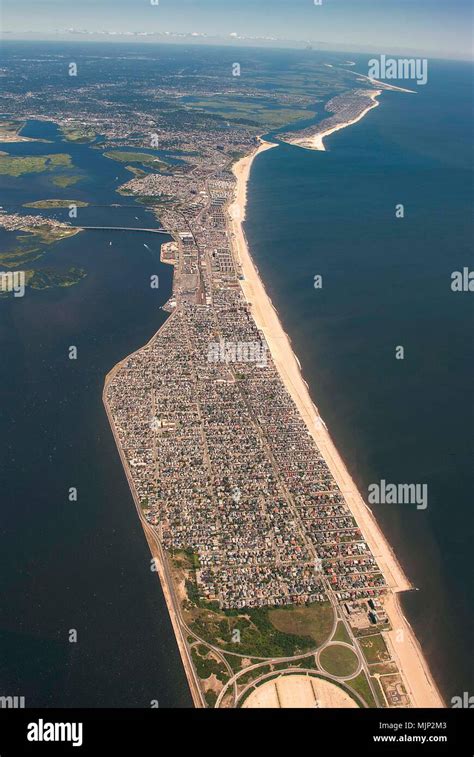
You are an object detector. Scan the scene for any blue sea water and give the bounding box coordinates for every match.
[245,57,474,702]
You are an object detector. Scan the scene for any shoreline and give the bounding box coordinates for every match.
[349,69,417,95]
[228,140,444,708]
[287,90,382,151]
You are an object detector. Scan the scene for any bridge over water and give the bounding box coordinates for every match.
[74,225,168,234]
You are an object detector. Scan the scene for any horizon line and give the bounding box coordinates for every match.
[0,34,472,64]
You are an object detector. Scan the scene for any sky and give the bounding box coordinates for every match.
[1,0,473,60]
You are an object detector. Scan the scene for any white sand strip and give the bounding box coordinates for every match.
[228,140,444,709]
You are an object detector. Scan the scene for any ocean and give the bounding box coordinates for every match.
[245,56,474,703]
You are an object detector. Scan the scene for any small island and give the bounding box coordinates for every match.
[24,199,89,209]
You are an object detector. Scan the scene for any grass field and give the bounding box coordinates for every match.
[319,644,359,677]
[359,634,391,665]
[370,676,387,707]
[347,671,377,708]
[332,621,353,645]
[268,602,334,648]
[369,661,398,675]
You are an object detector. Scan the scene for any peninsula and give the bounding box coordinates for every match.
[103,104,444,708]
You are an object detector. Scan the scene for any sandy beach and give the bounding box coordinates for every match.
[228,139,444,708]
[288,90,382,151]
[350,69,417,95]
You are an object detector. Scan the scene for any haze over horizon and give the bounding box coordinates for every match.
[1,0,472,61]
